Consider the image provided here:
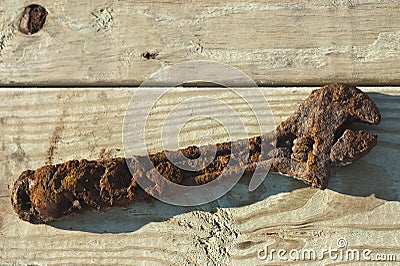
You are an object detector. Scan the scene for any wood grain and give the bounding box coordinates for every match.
[0,0,400,86]
[0,87,399,265]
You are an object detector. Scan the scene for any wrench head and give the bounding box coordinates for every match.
[276,83,381,189]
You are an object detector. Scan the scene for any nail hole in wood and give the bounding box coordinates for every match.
[18,4,48,35]
[142,51,158,60]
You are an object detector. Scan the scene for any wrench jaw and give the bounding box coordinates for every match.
[342,90,381,126]
[330,129,378,167]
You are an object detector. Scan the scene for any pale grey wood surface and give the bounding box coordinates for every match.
[1,1,400,265]
[0,87,399,265]
[0,0,400,86]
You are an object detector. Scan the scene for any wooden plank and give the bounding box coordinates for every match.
[0,87,399,265]
[1,1,400,86]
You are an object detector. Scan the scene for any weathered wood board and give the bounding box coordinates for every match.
[0,87,399,265]
[1,0,400,86]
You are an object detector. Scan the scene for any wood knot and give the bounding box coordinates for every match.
[18,4,48,35]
